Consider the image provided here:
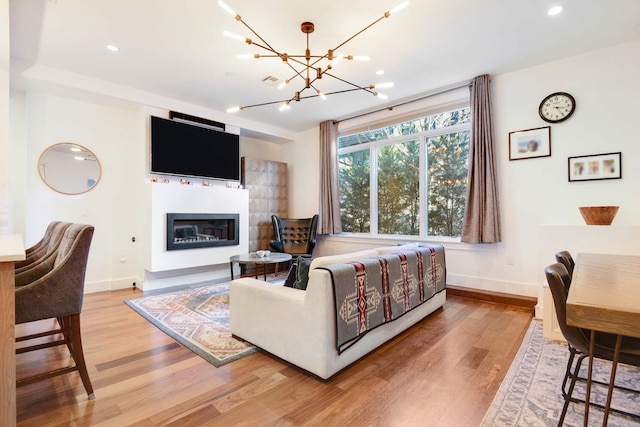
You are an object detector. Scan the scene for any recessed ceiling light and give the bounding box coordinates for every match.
[106,44,119,52]
[376,69,384,75]
[548,6,563,16]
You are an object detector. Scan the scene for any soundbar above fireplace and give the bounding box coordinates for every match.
[166,213,239,251]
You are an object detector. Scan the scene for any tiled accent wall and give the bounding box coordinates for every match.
[241,157,288,252]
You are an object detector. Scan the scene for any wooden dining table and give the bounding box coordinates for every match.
[566,252,640,426]
[1,234,25,427]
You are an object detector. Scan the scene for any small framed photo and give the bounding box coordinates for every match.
[508,126,551,161]
[568,152,622,182]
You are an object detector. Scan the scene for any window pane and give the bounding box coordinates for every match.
[423,108,470,130]
[339,150,370,232]
[337,107,470,148]
[427,131,470,237]
[378,140,420,235]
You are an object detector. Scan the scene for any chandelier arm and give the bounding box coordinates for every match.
[329,15,387,53]
[240,97,296,110]
[249,41,318,72]
[236,17,278,52]
[323,72,377,94]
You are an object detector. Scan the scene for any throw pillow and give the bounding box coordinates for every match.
[283,262,297,288]
[292,257,313,290]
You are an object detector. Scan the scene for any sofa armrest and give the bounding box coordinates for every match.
[229,273,334,377]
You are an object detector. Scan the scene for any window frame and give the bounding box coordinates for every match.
[337,108,471,239]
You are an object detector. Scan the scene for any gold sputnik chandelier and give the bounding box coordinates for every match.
[218,0,409,113]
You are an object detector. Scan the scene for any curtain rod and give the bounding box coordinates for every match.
[335,79,471,124]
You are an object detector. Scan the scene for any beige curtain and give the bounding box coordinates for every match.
[461,74,502,243]
[318,120,343,234]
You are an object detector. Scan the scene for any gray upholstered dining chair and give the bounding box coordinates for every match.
[15,221,72,272]
[15,223,96,399]
[545,263,640,425]
[24,221,61,256]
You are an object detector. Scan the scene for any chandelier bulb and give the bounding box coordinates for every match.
[371,82,394,89]
[217,0,236,17]
[389,1,410,16]
[223,30,244,42]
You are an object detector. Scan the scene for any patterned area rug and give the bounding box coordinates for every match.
[125,282,257,367]
[482,320,640,426]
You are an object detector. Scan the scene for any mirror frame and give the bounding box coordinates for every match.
[37,142,102,195]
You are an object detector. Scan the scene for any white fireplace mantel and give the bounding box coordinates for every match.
[143,181,249,289]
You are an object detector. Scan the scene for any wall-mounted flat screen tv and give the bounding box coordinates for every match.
[150,115,240,181]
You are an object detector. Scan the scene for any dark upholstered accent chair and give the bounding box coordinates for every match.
[545,263,640,424]
[15,223,95,399]
[15,221,72,272]
[269,214,319,258]
[555,250,575,278]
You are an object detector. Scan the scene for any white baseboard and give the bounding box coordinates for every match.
[141,269,229,292]
[85,277,138,294]
[447,273,538,299]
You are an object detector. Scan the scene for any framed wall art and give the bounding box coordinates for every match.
[568,152,622,182]
[508,126,551,160]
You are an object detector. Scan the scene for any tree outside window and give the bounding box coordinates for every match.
[338,107,470,238]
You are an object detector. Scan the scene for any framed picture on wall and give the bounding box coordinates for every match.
[568,152,622,182]
[508,126,551,160]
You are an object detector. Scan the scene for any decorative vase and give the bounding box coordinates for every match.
[578,206,619,225]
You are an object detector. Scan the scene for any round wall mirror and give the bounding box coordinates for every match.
[38,143,102,195]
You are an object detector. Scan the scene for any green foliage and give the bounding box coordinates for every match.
[338,150,370,232]
[337,107,470,237]
[427,132,470,236]
[377,141,420,235]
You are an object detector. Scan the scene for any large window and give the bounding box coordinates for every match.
[338,107,470,237]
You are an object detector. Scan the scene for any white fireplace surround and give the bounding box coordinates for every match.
[144,182,249,290]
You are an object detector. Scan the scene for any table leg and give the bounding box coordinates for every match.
[229,261,234,280]
[263,264,267,280]
[274,262,279,277]
[1,262,17,427]
[602,335,623,426]
[584,330,596,427]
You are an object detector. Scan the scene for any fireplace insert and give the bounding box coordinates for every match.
[166,213,239,250]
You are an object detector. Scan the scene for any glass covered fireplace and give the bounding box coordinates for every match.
[166,213,239,251]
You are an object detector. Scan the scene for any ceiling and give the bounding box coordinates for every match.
[9,0,640,134]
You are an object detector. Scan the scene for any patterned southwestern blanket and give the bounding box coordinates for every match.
[319,246,446,354]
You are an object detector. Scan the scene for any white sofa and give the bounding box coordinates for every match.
[229,245,446,380]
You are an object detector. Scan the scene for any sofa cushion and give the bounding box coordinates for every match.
[292,257,313,290]
[375,243,419,254]
[309,250,379,271]
[283,262,298,288]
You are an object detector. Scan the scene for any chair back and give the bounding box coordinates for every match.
[545,263,590,354]
[270,214,318,257]
[555,250,575,278]
[15,223,95,324]
[24,221,61,256]
[15,222,72,271]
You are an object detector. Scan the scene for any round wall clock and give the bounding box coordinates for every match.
[539,92,576,123]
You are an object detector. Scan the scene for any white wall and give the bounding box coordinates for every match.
[11,92,145,293]
[8,38,639,301]
[8,92,285,293]
[285,40,640,304]
[0,0,9,233]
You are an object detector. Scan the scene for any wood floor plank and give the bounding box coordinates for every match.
[16,288,533,426]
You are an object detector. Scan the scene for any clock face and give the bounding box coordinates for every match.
[539,92,576,123]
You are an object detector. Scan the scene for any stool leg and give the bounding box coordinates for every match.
[69,314,95,399]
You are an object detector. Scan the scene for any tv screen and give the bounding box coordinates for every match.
[150,116,240,181]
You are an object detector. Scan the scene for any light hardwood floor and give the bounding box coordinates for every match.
[16,287,532,426]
